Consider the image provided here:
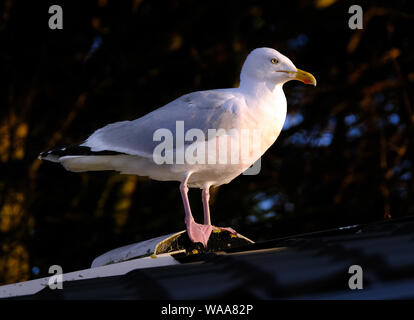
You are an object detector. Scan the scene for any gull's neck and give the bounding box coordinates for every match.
[238,76,287,152]
[238,77,284,102]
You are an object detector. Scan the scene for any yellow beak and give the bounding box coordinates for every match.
[279,69,317,86]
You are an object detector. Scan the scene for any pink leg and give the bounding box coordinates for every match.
[202,188,211,225]
[180,174,212,247]
[202,187,237,235]
[202,186,237,234]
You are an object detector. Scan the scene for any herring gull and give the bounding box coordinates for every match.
[39,47,316,246]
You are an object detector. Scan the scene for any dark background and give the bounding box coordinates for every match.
[0,0,412,285]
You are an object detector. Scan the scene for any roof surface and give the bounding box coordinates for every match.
[4,216,414,299]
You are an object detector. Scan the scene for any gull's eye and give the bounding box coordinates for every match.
[270,58,279,64]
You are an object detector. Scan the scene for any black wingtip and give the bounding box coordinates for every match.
[39,145,125,160]
[38,151,50,159]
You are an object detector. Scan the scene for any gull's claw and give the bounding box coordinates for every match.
[214,226,237,235]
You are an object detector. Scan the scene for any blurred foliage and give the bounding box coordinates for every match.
[0,0,413,285]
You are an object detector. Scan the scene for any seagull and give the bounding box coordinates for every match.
[39,48,316,247]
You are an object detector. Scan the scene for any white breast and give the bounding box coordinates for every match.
[182,85,287,188]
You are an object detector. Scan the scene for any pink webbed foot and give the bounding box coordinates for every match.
[186,220,213,247]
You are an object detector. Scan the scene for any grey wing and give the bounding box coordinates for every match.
[81,90,243,158]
